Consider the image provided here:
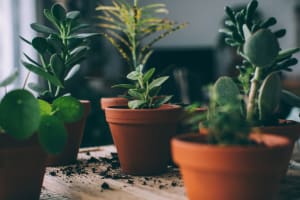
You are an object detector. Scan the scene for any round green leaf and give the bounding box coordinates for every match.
[244,29,280,68]
[51,4,66,21]
[0,89,40,140]
[38,115,67,154]
[32,37,49,55]
[52,96,83,123]
[38,99,52,116]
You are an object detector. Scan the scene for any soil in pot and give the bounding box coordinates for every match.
[172,133,292,200]
[0,134,46,200]
[105,104,182,176]
[100,97,128,110]
[46,100,91,166]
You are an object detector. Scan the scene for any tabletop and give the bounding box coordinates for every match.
[40,145,300,200]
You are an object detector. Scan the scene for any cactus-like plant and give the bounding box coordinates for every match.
[216,0,300,126]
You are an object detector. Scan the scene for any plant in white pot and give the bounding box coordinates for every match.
[21,3,98,166]
[0,71,74,199]
[96,0,187,109]
[172,86,292,200]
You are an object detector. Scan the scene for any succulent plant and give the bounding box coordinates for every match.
[216,0,300,126]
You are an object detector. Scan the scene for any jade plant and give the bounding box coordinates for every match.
[0,72,69,154]
[96,0,187,109]
[19,3,97,152]
[217,0,300,126]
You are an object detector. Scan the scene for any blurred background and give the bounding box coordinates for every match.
[1,0,300,146]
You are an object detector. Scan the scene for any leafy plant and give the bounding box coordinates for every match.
[21,3,98,101]
[97,0,186,109]
[0,72,83,154]
[203,84,251,146]
[96,0,187,70]
[113,65,172,109]
[217,0,300,126]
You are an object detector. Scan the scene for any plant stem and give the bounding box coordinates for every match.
[246,67,262,122]
[23,71,31,89]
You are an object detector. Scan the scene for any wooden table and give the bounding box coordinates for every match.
[40,145,300,200]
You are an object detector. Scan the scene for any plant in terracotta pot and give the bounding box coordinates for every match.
[21,3,97,166]
[215,0,300,140]
[105,64,182,175]
[0,72,70,199]
[96,0,187,109]
[172,87,292,200]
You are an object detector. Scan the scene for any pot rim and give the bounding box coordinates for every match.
[105,103,181,112]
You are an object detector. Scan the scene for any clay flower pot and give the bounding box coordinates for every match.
[0,134,46,200]
[46,100,91,166]
[100,97,128,110]
[105,104,182,175]
[172,133,292,200]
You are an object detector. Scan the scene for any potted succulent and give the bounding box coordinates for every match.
[96,0,187,109]
[21,3,97,166]
[0,72,70,199]
[215,0,300,141]
[172,87,292,200]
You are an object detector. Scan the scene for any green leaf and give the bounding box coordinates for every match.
[128,100,146,109]
[51,4,66,21]
[28,82,46,94]
[23,53,42,68]
[128,89,144,99]
[0,69,19,87]
[22,61,63,87]
[32,37,48,55]
[44,9,60,29]
[50,54,64,78]
[52,96,83,123]
[47,35,64,53]
[64,64,80,81]
[112,84,135,89]
[281,90,300,107]
[153,95,172,107]
[66,11,80,20]
[0,90,40,140]
[30,23,57,35]
[70,24,90,33]
[149,86,161,96]
[127,71,140,80]
[68,33,99,39]
[149,76,169,90]
[38,99,52,116]
[20,36,31,45]
[143,68,155,82]
[66,47,88,68]
[38,115,67,154]
[276,48,300,62]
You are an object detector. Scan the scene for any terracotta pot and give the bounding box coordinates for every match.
[100,97,128,110]
[172,133,292,200]
[46,100,91,166]
[0,134,46,200]
[105,104,182,175]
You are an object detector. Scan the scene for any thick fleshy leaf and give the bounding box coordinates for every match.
[0,90,40,140]
[68,33,99,39]
[143,68,155,82]
[149,76,169,90]
[32,37,48,55]
[51,4,66,21]
[22,61,63,87]
[154,95,172,107]
[38,115,67,154]
[38,99,52,116]
[66,11,80,20]
[50,54,64,78]
[128,89,144,99]
[128,100,146,109]
[31,23,57,35]
[127,71,140,80]
[52,96,83,123]
[0,70,19,87]
[64,64,80,81]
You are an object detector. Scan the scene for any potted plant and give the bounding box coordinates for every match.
[0,71,72,199]
[21,3,97,166]
[96,0,187,109]
[214,0,300,141]
[172,87,292,200]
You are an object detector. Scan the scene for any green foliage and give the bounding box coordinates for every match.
[205,86,251,146]
[113,65,172,109]
[96,0,187,70]
[219,0,300,125]
[0,90,40,140]
[21,3,98,101]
